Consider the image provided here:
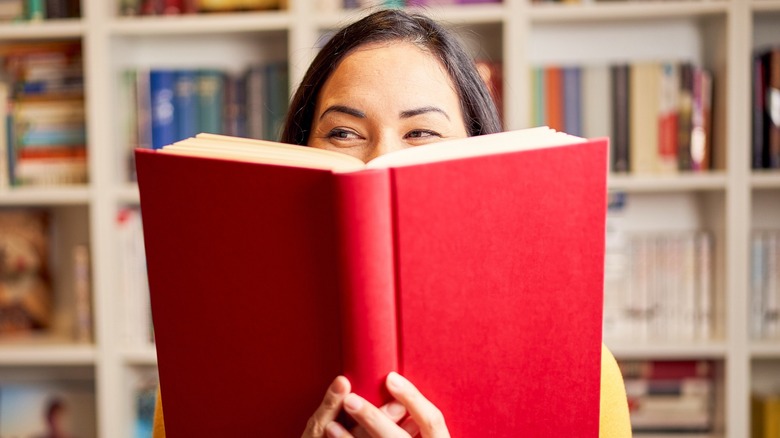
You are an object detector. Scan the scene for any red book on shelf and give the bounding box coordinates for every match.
[135,128,607,437]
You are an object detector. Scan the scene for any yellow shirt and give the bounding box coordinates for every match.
[152,344,631,437]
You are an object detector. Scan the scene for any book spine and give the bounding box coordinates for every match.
[174,70,199,140]
[149,69,177,149]
[197,69,224,135]
[334,170,398,407]
[610,64,630,173]
[562,66,582,137]
[767,49,780,169]
[753,53,766,169]
[752,232,766,339]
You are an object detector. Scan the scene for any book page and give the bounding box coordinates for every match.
[155,128,586,172]
[158,133,367,172]
[365,126,586,169]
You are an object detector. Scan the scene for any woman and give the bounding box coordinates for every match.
[153,9,631,438]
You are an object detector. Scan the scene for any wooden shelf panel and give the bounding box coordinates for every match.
[607,340,729,359]
[110,11,291,35]
[316,4,506,29]
[0,343,96,366]
[608,172,728,192]
[0,19,84,39]
[120,345,158,366]
[530,1,728,23]
[751,171,780,189]
[0,186,91,206]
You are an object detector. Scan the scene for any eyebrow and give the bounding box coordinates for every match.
[320,105,366,120]
[319,105,451,121]
[400,106,450,121]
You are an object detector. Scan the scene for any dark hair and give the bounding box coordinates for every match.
[280,9,502,145]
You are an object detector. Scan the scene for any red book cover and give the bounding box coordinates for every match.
[136,128,607,436]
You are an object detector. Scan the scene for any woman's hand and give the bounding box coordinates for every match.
[302,372,451,438]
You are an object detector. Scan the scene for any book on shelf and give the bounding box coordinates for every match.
[753,47,780,170]
[0,208,51,337]
[121,0,283,15]
[117,207,153,347]
[72,243,92,343]
[751,230,780,340]
[752,392,780,438]
[532,61,713,174]
[620,359,715,434]
[135,127,608,436]
[123,63,289,180]
[602,198,715,343]
[0,379,96,438]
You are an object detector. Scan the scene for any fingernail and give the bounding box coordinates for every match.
[387,372,405,390]
[343,393,363,412]
[330,376,348,395]
[386,401,405,417]
[325,421,345,438]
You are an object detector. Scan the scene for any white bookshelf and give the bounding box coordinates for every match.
[0,0,776,437]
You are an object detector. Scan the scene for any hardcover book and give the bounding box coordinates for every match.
[135,127,608,436]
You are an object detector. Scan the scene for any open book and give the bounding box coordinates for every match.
[135,128,608,437]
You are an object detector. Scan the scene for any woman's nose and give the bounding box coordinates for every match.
[366,134,408,162]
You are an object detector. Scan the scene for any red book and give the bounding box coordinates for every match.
[135,128,607,437]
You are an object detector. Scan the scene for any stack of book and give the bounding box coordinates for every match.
[621,360,715,434]
[531,62,713,174]
[603,230,715,342]
[0,41,87,188]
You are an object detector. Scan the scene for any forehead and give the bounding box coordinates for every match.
[316,41,461,111]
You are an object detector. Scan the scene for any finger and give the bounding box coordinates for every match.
[342,393,408,438]
[302,376,351,438]
[399,416,420,437]
[386,372,450,438]
[352,401,408,438]
[325,421,353,438]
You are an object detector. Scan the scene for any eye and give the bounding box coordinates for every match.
[327,128,362,141]
[405,129,441,139]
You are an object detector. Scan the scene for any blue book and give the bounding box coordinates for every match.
[174,70,199,141]
[197,69,224,135]
[264,62,289,141]
[563,66,582,137]
[149,69,177,150]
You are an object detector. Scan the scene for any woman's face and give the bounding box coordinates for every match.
[308,41,469,163]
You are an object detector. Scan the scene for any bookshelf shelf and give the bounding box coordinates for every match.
[116,184,141,205]
[528,1,728,23]
[752,0,780,12]
[0,344,96,366]
[315,4,506,29]
[607,172,728,192]
[120,346,157,366]
[0,19,84,39]
[750,342,780,359]
[607,341,729,360]
[0,186,90,206]
[109,11,292,35]
[750,171,780,189]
